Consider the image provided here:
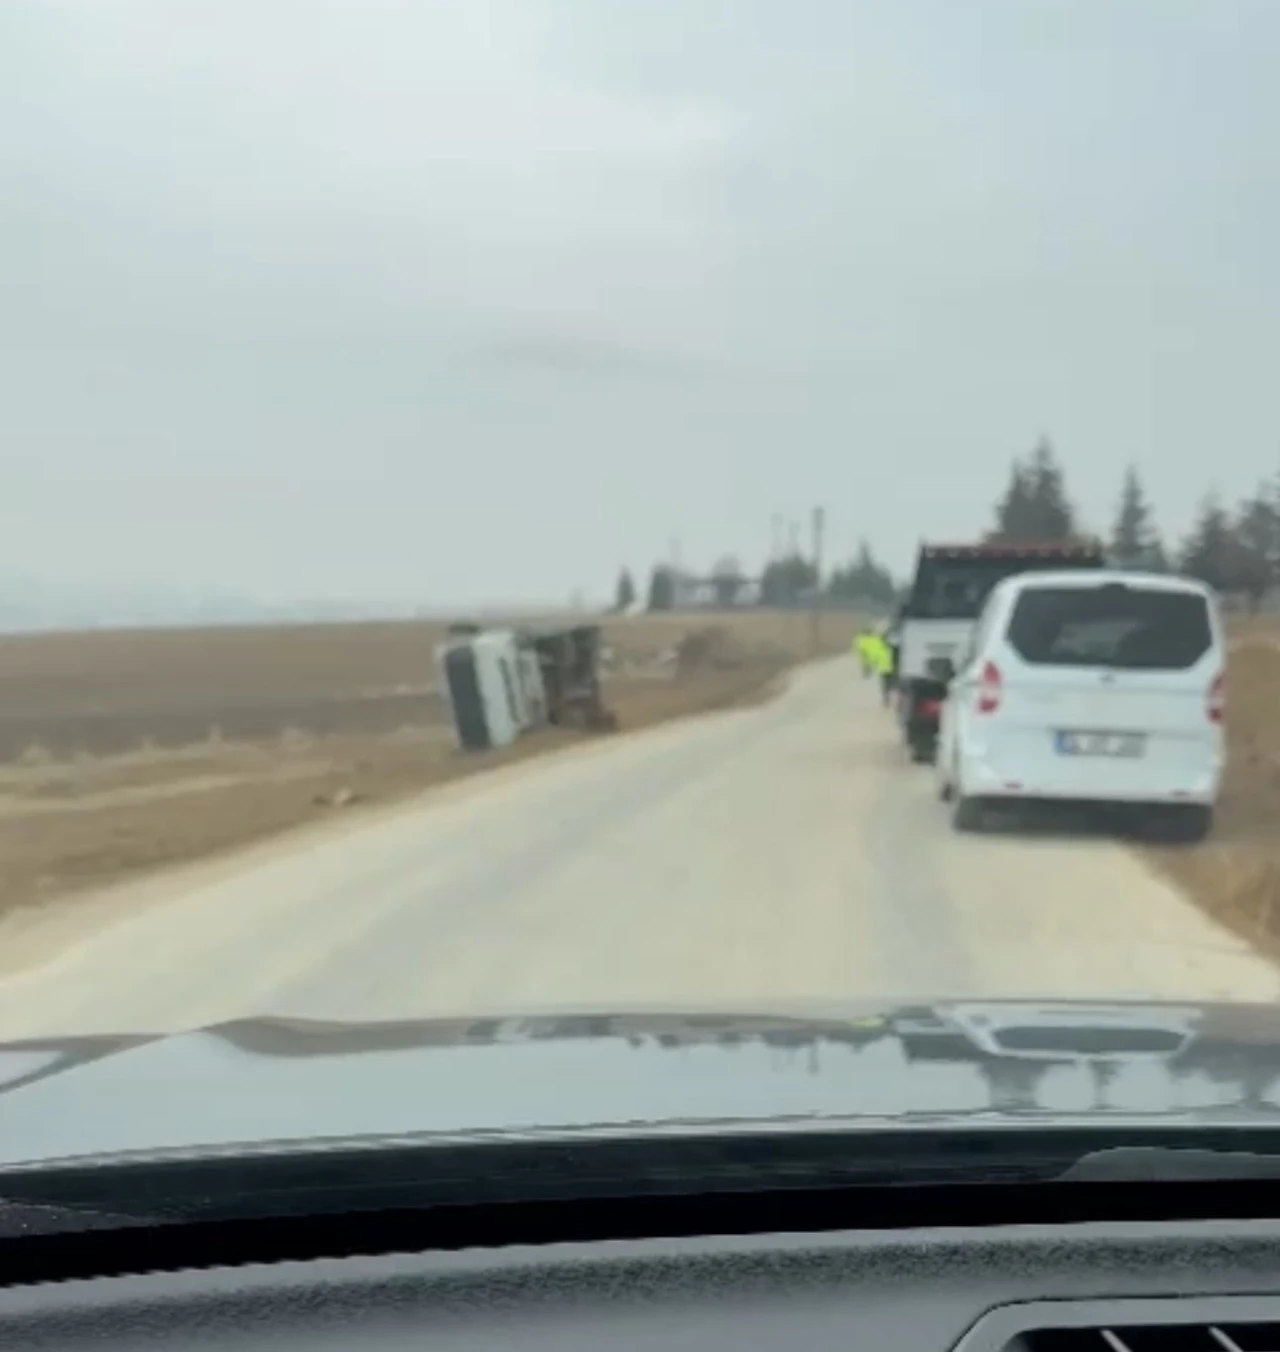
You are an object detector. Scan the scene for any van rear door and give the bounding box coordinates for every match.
[983,579,1221,790]
[899,546,1104,681]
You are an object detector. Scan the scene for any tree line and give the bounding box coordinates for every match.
[615,435,1280,614]
[615,539,898,613]
[990,436,1280,607]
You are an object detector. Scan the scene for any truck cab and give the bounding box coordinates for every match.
[897,541,1105,763]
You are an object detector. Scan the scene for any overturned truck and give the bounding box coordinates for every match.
[436,623,616,753]
[528,625,618,732]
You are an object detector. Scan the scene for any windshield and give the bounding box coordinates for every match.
[1006,585,1213,670]
[909,565,1006,621]
[4,0,1280,1192]
[905,555,1107,621]
[907,562,1034,621]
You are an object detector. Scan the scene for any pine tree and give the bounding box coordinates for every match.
[989,459,1034,542]
[1178,495,1237,591]
[1023,437,1076,541]
[760,553,817,607]
[989,438,1076,543]
[645,565,675,611]
[614,567,637,612]
[826,539,897,607]
[1109,466,1163,569]
[1231,484,1280,610]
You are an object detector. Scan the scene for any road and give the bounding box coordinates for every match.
[0,657,1275,1038]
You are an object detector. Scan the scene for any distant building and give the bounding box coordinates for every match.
[668,571,761,609]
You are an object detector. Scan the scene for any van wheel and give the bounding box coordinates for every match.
[1157,805,1213,844]
[952,794,987,833]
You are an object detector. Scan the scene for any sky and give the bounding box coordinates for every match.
[3,0,1279,608]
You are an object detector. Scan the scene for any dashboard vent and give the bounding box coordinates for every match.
[1017,1323,1280,1350]
[957,1301,1280,1352]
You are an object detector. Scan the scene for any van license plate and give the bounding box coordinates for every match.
[1055,731,1145,757]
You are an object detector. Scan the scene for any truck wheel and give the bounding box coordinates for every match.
[909,736,936,765]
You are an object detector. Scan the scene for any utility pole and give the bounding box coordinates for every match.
[809,505,825,654]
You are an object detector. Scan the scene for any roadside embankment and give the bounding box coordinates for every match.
[1144,636,1280,960]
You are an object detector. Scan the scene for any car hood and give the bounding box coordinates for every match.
[5,1000,1280,1167]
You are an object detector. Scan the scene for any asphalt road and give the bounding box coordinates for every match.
[0,657,1275,1038]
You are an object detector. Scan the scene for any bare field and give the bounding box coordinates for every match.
[0,610,825,760]
[0,620,459,760]
[0,610,855,910]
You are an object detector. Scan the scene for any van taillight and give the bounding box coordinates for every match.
[976,661,1002,715]
[1208,672,1226,724]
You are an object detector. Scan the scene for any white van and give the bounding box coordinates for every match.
[935,570,1225,841]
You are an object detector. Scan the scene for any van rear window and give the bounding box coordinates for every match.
[1005,584,1212,669]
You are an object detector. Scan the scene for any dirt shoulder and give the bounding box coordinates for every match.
[0,614,854,913]
[1142,638,1280,961]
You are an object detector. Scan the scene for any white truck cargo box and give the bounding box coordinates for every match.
[436,630,526,752]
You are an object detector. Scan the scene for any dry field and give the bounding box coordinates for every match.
[0,620,457,761]
[0,609,853,910]
[1143,617,1280,958]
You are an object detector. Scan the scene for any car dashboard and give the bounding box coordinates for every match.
[4,1216,1280,1352]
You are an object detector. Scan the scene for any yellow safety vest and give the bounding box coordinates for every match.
[864,635,893,674]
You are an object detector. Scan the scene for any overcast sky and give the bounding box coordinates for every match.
[3,0,1278,607]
